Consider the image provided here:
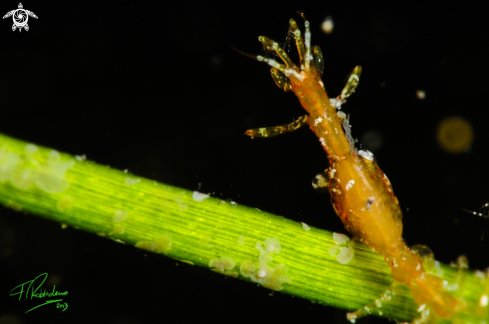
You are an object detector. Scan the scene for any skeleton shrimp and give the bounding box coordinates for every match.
[243,13,468,323]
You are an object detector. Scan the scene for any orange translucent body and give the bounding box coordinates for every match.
[293,52,457,320]
[253,18,459,320]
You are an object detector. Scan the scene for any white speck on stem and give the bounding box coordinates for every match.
[193,191,209,202]
[333,232,350,244]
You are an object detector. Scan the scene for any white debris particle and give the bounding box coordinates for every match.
[125,177,141,186]
[230,201,237,206]
[336,246,354,264]
[193,191,209,202]
[320,137,326,147]
[365,197,375,211]
[333,232,350,244]
[209,257,236,271]
[346,180,355,191]
[328,168,336,178]
[301,222,310,231]
[321,16,334,34]
[239,237,291,290]
[475,270,487,280]
[416,90,426,99]
[75,154,86,161]
[358,150,374,161]
[416,264,421,271]
[35,150,75,193]
[337,111,346,121]
[444,280,451,289]
[136,234,172,253]
[264,237,281,254]
[480,295,488,307]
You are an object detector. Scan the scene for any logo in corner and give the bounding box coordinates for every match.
[3,3,38,32]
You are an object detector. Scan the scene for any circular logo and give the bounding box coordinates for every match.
[13,9,28,28]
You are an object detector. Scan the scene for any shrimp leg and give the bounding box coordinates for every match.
[245,115,309,138]
[330,66,362,110]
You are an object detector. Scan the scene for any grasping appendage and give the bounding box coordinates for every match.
[245,24,361,139]
[243,13,468,323]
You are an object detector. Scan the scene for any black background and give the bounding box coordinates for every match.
[1,1,488,323]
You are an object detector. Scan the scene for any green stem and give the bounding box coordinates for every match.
[0,132,487,323]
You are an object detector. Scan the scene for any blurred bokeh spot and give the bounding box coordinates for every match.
[361,130,383,153]
[436,116,473,153]
[321,16,334,34]
[416,90,426,100]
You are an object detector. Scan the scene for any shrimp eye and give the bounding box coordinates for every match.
[312,45,324,76]
[312,172,330,194]
[270,68,293,92]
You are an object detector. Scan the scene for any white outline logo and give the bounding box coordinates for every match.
[3,3,38,32]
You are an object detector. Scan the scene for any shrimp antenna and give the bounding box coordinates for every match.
[229,44,258,61]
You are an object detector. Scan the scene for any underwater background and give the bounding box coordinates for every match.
[1,1,488,323]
